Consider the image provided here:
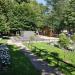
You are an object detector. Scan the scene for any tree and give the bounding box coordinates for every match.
[45,0,75,33]
[0,0,47,34]
[15,0,30,4]
[0,0,13,32]
[29,1,47,29]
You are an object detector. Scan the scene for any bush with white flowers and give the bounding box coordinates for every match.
[0,45,10,70]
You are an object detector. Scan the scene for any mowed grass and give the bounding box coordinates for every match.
[32,43,75,64]
[25,42,75,75]
[0,38,7,44]
[0,39,40,75]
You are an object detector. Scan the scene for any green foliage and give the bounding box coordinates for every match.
[0,45,40,75]
[15,0,30,4]
[29,35,35,41]
[0,0,75,34]
[71,33,75,42]
[0,38,7,44]
[0,0,47,32]
[45,0,75,32]
[26,42,75,75]
[29,35,35,48]
[59,33,70,47]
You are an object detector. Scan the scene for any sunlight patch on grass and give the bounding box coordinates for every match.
[25,42,75,75]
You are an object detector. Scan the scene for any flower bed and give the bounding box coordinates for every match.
[0,45,10,71]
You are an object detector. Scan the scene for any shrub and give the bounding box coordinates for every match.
[59,33,70,48]
[29,35,35,41]
[71,33,75,42]
[0,45,10,70]
[29,35,35,48]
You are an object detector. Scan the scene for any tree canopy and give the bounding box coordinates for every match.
[0,0,75,34]
[0,0,47,32]
[45,0,75,33]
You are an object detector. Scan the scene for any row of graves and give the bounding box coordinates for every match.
[0,45,10,71]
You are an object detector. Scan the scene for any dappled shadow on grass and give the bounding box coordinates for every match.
[0,36,10,39]
[0,45,40,75]
[2,36,10,39]
[0,43,6,45]
[50,52,75,75]
[31,46,75,75]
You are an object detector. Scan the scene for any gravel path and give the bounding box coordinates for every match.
[7,37,64,75]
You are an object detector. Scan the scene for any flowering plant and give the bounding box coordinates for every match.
[0,45,10,70]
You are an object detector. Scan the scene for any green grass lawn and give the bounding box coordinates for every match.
[25,42,75,75]
[0,45,40,75]
[0,38,7,44]
[0,38,40,75]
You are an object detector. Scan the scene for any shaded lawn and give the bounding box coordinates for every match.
[25,42,75,75]
[0,45,40,75]
[0,38,7,44]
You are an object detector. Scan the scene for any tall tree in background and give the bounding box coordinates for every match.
[45,0,75,33]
